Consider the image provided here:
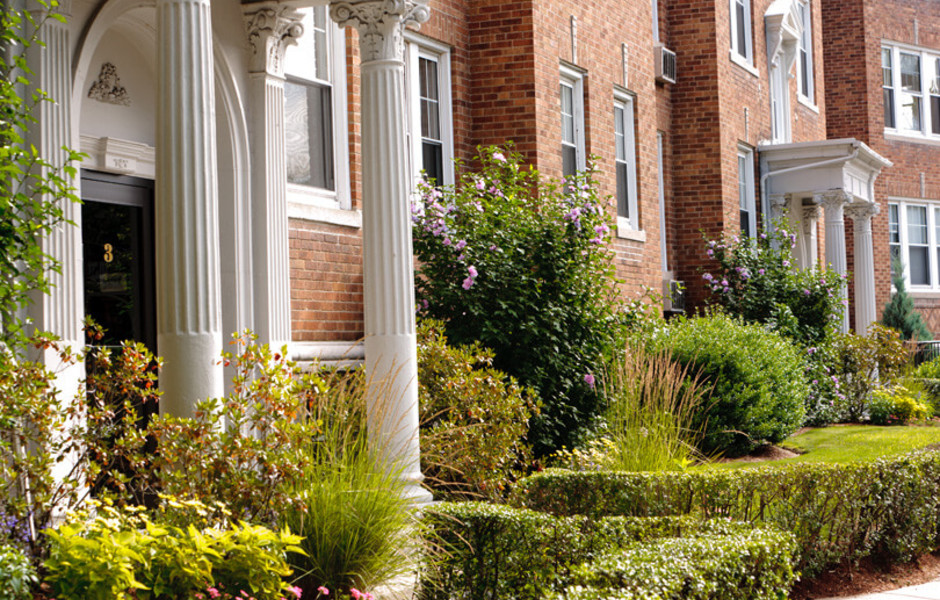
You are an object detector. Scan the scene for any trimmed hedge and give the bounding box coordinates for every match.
[418,502,796,600]
[514,450,940,576]
[558,530,796,600]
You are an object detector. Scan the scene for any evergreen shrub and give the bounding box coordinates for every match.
[883,260,932,341]
[651,313,807,456]
[514,449,940,576]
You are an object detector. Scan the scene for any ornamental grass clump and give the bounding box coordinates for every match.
[412,145,625,456]
[601,348,709,471]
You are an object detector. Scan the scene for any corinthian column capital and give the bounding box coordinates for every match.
[243,4,305,76]
[330,0,430,62]
[844,201,881,222]
[813,189,852,212]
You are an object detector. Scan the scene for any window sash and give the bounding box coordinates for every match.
[737,148,755,239]
[560,69,585,179]
[730,0,751,62]
[890,200,940,289]
[614,97,637,227]
[883,44,940,138]
[797,0,813,100]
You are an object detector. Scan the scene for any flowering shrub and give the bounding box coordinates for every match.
[412,146,624,456]
[417,319,537,499]
[869,385,930,425]
[701,226,844,348]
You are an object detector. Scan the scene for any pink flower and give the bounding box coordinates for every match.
[462,277,475,290]
[475,178,486,191]
[468,265,478,278]
[350,590,363,600]
[455,239,467,250]
[288,587,303,598]
[492,151,506,162]
[584,373,595,389]
[317,586,329,596]
[208,589,221,599]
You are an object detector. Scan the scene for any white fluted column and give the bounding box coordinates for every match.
[25,1,83,362]
[243,6,302,351]
[331,0,432,504]
[816,190,852,333]
[800,205,819,269]
[156,0,223,416]
[845,202,880,335]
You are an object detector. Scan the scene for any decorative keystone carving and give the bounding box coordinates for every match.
[330,0,430,62]
[88,62,130,106]
[244,5,305,76]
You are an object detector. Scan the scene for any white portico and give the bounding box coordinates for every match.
[760,139,892,335]
[30,0,432,502]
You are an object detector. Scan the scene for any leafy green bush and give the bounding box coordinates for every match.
[417,319,537,499]
[702,226,844,347]
[419,502,796,600]
[44,500,302,600]
[0,546,35,600]
[869,385,930,425]
[559,530,796,600]
[412,146,624,456]
[650,313,807,456]
[827,324,911,422]
[514,449,940,576]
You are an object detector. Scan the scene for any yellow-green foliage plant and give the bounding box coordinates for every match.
[869,385,930,425]
[600,347,710,471]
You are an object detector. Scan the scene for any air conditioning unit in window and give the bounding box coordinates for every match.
[662,279,685,313]
[655,44,677,84]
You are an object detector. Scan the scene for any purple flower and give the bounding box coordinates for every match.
[584,373,596,389]
[807,347,816,355]
[803,289,811,295]
[455,239,467,250]
[468,265,478,278]
[475,178,486,191]
[443,238,452,246]
[594,224,610,236]
[706,249,714,257]
[489,244,498,251]
[462,277,474,290]
[758,268,765,275]
[492,151,506,162]
[782,260,790,267]
[721,279,729,286]
[703,273,714,282]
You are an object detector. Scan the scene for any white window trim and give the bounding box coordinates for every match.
[889,198,940,291]
[614,89,640,236]
[405,32,455,189]
[560,62,587,176]
[796,0,815,106]
[286,16,352,221]
[729,0,754,67]
[657,132,668,272]
[882,41,940,144]
[738,145,757,238]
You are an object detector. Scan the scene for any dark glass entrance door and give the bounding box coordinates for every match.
[81,172,156,352]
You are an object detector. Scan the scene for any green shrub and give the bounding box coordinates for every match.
[417,319,537,499]
[412,146,625,456]
[883,259,932,341]
[650,313,807,456]
[0,546,35,600]
[44,500,302,600]
[559,530,796,600]
[702,225,844,348]
[869,385,930,425]
[514,450,940,576]
[828,324,911,422]
[418,502,795,600]
[597,347,708,471]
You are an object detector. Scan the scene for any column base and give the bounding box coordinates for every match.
[157,330,224,417]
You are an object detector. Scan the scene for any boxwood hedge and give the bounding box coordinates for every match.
[418,502,796,600]
[513,450,940,576]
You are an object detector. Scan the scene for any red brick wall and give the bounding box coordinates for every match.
[825,0,940,334]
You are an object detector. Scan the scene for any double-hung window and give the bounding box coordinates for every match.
[729,0,753,66]
[614,92,638,231]
[738,146,756,239]
[560,65,585,180]
[889,200,940,289]
[405,34,454,187]
[883,44,940,141]
[284,7,350,212]
[796,0,814,103]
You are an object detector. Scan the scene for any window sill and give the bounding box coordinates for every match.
[288,201,362,228]
[884,131,940,147]
[797,95,819,113]
[729,50,759,77]
[616,218,647,242]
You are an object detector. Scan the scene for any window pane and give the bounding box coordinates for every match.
[614,105,625,161]
[616,162,629,219]
[889,204,899,244]
[882,48,893,86]
[738,155,747,210]
[884,89,896,128]
[740,209,751,239]
[735,0,747,57]
[284,8,330,83]
[422,141,444,185]
[285,81,334,190]
[562,145,577,180]
[901,94,922,131]
[561,83,575,144]
[910,245,930,285]
[908,205,928,244]
[901,53,921,91]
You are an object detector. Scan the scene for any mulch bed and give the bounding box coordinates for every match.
[790,549,940,599]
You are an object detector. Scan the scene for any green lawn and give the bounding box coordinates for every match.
[708,424,940,469]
